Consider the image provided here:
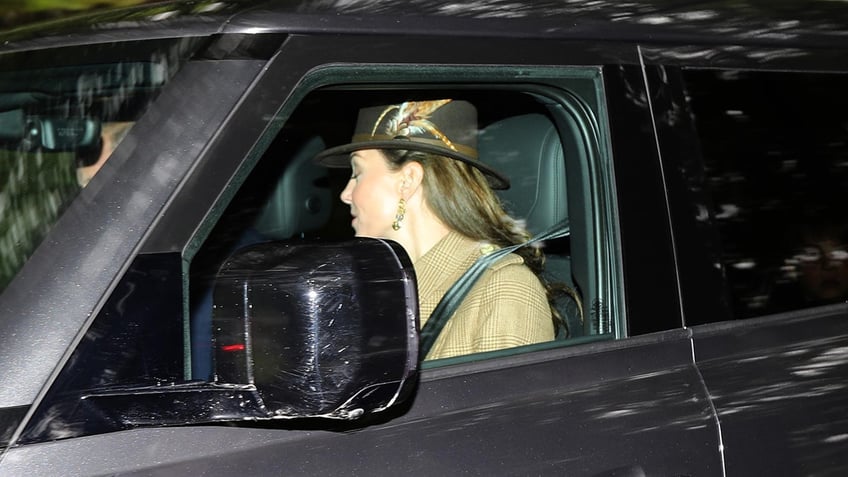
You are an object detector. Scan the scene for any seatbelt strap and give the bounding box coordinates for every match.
[419,220,570,359]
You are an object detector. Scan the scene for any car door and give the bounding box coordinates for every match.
[644,45,848,475]
[1,33,723,476]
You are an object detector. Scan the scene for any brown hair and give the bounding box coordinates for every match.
[382,149,582,335]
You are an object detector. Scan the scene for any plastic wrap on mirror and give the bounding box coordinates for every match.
[212,237,419,419]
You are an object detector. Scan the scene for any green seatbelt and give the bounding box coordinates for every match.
[419,220,570,359]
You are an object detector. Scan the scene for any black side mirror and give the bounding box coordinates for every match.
[18,240,418,444]
[212,238,419,419]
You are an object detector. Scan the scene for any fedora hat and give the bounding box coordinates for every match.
[314,99,509,189]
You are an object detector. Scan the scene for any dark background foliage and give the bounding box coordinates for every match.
[1,0,156,30]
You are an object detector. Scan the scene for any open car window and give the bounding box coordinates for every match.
[187,69,620,374]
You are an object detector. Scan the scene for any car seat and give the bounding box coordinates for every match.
[253,136,331,239]
[478,113,582,337]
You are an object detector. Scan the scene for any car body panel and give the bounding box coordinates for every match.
[3,1,847,52]
[646,42,848,477]
[0,0,846,474]
[1,331,721,476]
[693,308,848,476]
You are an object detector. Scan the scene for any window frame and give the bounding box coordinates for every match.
[183,63,624,372]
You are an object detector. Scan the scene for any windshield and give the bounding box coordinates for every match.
[0,38,201,293]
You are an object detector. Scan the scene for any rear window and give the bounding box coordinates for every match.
[684,69,848,318]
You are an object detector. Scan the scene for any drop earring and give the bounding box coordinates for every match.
[392,198,406,231]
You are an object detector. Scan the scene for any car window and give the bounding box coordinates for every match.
[683,69,848,319]
[0,38,200,294]
[186,71,619,373]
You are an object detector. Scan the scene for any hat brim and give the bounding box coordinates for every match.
[314,140,510,190]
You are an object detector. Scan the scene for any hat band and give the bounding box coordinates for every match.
[350,134,478,159]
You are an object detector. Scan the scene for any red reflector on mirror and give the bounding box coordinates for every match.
[221,344,245,352]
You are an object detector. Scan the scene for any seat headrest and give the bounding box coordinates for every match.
[478,113,567,235]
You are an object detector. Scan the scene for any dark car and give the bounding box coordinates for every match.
[1,1,847,475]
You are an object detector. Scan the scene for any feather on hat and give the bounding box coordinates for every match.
[314,99,509,189]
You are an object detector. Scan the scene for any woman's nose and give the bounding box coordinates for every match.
[340,179,353,204]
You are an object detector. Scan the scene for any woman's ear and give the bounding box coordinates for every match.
[399,161,424,196]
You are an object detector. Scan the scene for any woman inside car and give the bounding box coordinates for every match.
[315,99,559,360]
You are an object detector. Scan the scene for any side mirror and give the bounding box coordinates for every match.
[18,240,418,444]
[212,238,419,419]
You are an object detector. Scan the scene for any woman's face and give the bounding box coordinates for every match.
[340,149,403,238]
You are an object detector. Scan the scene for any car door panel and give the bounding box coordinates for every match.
[1,331,721,476]
[693,309,848,476]
[646,55,848,475]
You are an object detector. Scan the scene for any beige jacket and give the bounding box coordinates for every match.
[415,231,554,360]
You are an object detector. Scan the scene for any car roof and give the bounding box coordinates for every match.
[1,0,847,53]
